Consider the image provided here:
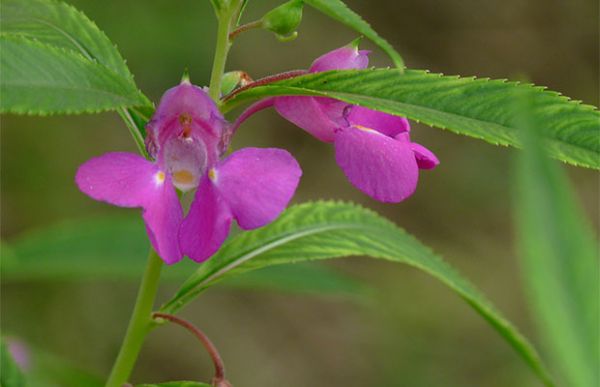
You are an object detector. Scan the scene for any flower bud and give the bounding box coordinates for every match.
[220,71,252,96]
[261,0,303,41]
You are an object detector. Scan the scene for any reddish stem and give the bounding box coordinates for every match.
[221,69,307,103]
[229,20,263,40]
[152,312,230,386]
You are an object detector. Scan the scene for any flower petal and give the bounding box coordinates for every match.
[143,174,184,264]
[180,176,232,263]
[309,45,369,72]
[274,96,342,142]
[212,148,302,230]
[76,152,160,207]
[411,142,440,170]
[334,127,418,202]
[347,106,410,137]
[145,83,225,162]
[76,152,183,263]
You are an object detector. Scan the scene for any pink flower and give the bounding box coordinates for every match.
[236,42,439,202]
[76,81,301,264]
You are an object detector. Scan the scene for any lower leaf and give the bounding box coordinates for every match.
[161,201,554,386]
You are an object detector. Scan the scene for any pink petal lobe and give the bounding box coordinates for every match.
[75,152,159,207]
[411,142,440,170]
[334,127,419,203]
[76,152,183,263]
[274,96,340,142]
[180,176,233,263]
[309,45,370,72]
[347,106,410,137]
[143,174,184,264]
[213,148,302,230]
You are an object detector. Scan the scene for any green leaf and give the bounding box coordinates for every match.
[514,108,599,386]
[1,0,132,79]
[2,216,365,297]
[160,201,553,385]
[1,339,25,387]
[303,0,405,69]
[0,35,148,114]
[137,382,210,387]
[0,0,151,115]
[223,69,600,169]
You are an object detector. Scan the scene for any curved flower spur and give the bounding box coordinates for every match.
[76,79,302,265]
[233,41,439,202]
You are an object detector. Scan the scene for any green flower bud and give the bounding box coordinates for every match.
[262,0,303,41]
[220,71,252,96]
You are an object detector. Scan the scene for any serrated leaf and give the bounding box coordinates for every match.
[1,0,131,80]
[514,108,599,386]
[2,216,365,297]
[0,35,148,114]
[160,201,553,385]
[223,69,600,169]
[1,339,25,387]
[0,0,151,116]
[304,0,404,69]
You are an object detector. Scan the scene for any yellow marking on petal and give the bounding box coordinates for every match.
[208,168,218,182]
[355,124,374,132]
[155,171,166,185]
[173,170,194,185]
[354,124,385,136]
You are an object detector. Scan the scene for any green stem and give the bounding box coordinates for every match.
[208,1,240,101]
[105,249,163,387]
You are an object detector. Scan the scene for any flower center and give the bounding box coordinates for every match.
[162,136,208,192]
[173,170,195,185]
[179,113,193,137]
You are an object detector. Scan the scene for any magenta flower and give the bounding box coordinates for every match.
[235,42,439,202]
[76,81,301,264]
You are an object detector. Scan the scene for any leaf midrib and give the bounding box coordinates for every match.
[163,222,382,311]
[229,84,599,158]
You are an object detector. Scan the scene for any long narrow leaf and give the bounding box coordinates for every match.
[222,69,600,169]
[515,112,599,387]
[160,201,554,385]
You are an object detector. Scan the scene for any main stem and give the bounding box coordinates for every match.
[105,250,163,387]
[106,4,239,385]
[208,1,240,101]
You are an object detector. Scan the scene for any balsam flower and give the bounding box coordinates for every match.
[77,81,301,264]
[235,43,438,202]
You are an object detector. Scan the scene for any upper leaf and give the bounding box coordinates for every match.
[160,201,553,386]
[304,0,405,69]
[0,0,151,115]
[0,35,148,114]
[223,69,600,169]
[514,108,599,386]
[1,0,132,80]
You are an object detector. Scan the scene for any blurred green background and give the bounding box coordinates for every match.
[2,0,598,385]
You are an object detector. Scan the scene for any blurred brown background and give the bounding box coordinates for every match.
[2,0,598,386]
